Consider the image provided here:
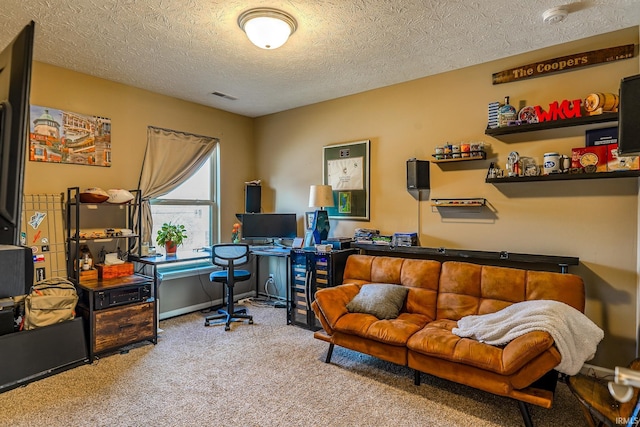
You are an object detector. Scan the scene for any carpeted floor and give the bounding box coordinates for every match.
[0,304,589,426]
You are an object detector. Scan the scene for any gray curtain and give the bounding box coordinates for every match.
[135,126,218,250]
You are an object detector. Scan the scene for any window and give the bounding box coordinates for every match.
[150,150,217,260]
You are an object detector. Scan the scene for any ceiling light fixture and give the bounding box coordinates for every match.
[542,6,569,24]
[238,7,297,50]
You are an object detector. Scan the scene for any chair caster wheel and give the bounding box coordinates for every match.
[249,320,254,324]
[205,322,210,326]
[225,325,230,331]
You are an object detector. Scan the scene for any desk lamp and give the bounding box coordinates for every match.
[309,185,334,244]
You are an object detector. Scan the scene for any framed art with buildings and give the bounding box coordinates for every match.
[29,105,112,167]
[322,139,370,220]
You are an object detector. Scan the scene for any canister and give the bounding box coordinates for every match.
[543,152,560,174]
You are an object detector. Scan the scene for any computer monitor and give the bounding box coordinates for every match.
[240,213,297,242]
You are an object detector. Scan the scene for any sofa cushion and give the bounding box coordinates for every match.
[334,312,431,346]
[347,284,409,319]
[407,319,555,375]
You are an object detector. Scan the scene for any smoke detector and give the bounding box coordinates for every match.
[542,6,569,24]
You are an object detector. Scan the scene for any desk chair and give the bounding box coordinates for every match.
[205,243,254,331]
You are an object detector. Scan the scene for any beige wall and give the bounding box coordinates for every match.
[25,62,255,240]
[254,27,640,368]
[24,28,640,369]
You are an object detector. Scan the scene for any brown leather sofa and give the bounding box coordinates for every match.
[311,254,585,427]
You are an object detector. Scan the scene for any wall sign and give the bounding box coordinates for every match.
[534,99,582,122]
[493,44,636,85]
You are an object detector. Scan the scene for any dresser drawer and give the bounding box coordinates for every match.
[93,302,154,354]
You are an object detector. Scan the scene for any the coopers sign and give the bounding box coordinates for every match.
[492,44,636,85]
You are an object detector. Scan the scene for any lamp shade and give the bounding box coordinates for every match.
[309,185,334,208]
[238,8,297,50]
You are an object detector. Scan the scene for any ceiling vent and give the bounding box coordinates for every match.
[211,91,238,101]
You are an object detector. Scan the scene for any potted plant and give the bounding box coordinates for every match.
[156,222,187,255]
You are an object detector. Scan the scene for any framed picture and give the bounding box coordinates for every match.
[305,211,315,230]
[29,104,112,167]
[323,139,370,220]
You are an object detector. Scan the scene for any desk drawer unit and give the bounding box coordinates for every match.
[93,301,155,354]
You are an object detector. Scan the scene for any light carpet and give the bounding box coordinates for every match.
[0,304,588,426]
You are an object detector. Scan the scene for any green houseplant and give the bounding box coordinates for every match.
[156,222,187,255]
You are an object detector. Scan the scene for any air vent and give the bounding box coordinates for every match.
[211,91,238,101]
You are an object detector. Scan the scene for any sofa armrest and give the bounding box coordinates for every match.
[502,331,556,375]
[312,284,361,331]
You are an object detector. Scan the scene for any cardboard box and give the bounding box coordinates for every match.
[96,262,134,279]
[586,126,618,146]
[571,146,608,173]
[606,143,640,171]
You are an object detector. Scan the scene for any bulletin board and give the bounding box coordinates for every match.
[322,139,370,221]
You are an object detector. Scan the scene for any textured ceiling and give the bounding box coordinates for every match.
[1,1,639,118]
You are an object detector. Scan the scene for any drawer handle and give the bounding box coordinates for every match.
[119,324,134,329]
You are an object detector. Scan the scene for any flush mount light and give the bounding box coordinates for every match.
[238,7,297,50]
[542,6,569,24]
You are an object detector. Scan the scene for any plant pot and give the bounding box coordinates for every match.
[165,241,177,255]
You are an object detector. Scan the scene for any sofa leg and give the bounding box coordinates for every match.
[324,343,334,363]
[414,369,421,386]
[517,401,534,427]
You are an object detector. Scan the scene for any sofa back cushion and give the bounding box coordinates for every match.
[343,255,441,320]
[436,261,585,321]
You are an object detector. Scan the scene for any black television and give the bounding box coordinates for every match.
[618,73,640,156]
[241,213,297,241]
[0,21,34,245]
[0,21,35,297]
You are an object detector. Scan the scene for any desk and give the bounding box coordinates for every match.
[249,246,291,313]
[131,251,212,329]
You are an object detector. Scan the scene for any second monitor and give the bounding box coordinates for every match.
[241,213,297,242]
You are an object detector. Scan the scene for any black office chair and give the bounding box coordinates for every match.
[205,243,254,331]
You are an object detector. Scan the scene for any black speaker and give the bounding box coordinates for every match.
[0,245,33,298]
[407,159,430,190]
[619,73,640,156]
[245,185,261,213]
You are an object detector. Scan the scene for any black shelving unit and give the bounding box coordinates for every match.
[485,113,618,143]
[486,170,640,183]
[65,187,156,361]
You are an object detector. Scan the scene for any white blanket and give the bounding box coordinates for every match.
[452,300,604,375]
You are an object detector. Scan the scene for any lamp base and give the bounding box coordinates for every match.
[311,210,329,244]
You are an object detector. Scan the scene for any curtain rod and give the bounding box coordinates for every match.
[147,125,220,142]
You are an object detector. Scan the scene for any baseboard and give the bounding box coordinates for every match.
[159,290,255,320]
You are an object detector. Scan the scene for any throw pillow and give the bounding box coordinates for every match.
[346,284,409,320]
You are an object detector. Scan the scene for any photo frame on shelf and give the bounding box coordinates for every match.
[305,211,315,230]
[322,139,370,221]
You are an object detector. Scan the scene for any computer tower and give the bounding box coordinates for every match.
[245,185,261,213]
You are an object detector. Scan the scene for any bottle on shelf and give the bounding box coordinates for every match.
[498,96,517,127]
